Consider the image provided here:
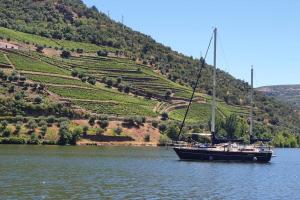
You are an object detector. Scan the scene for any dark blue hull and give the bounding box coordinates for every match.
[174,147,272,163]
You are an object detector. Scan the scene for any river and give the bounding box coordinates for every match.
[0,145,299,200]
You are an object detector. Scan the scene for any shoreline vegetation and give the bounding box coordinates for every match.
[0,117,299,148]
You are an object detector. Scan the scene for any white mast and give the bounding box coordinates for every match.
[250,66,254,139]
[211,28,217,134]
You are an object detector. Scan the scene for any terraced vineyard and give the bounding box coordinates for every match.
[61,55,193,99]
[1,39,251,124]
[8,52,70,75]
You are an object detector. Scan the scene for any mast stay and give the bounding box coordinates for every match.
[177,30,214,140]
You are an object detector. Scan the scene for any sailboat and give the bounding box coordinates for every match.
[173,28,273,162]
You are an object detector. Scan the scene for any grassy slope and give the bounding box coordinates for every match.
[0,27,116,53]
[0,52,9,65]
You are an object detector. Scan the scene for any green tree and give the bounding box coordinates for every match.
[15,123,22,135]
[70,127,82,145]
[2,127,12,137]
[83,125,89,135]
[27,119,38,133]
[98,120,109,129]
[224,114,238,139]
[165,124,179,140]
[58,122,71,145]
[40,125,48,136]
[89,116,96,126]
[0,120,8,131]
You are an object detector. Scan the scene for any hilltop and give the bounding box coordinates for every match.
[0,0,299,147]
[257,85,300,107]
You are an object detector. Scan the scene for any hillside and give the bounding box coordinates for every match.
[0,0,299,147]
[257,85,300,107]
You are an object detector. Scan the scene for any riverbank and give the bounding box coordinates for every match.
[77,139,158,147]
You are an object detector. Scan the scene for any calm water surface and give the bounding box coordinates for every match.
[0,145,299,200]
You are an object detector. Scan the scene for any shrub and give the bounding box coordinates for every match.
[8,85,15,93]
[78,72,85,79]
[28,132,40,145]
[83,125,89,135]
[71,70,78,77]
[47,115,55,124]
[15,93,23,101]
[76,48,84,54]
[34,96,43,104]
[99,115,108,120]
[161,112,169,120]
[118,84,124,92]
[60,50,71,59]
[165,89,172,100]
[106,79,113,88]
[117,76,122,84]
[98,120,109,129]
[97,50,108,57]
[27,119,38,133]
[15,123,22,135]
[0,137,27,144]
[38,120,47,127]
[95,128,104,136]
[135,116,146,126]
[165,124,179,140]
[2,127,12,137]
[40,125,48,136]
[152,121,159,128]
[146,92,152,99]
[1,120,8,130]
[81,77,87,82]
[101,77,107,83]
[87,77,96,85]
[19,76,26,81]
[114,127,123,135]
[123,117,135,127]
[159,134,172,145]
[158,124,167,132]
[36,45,44,53]
[124,85,130,93]
[89,116,97,126]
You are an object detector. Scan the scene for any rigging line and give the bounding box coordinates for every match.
[177,32,214,140]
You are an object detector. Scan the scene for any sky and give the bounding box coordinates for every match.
[83,0,300,87]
